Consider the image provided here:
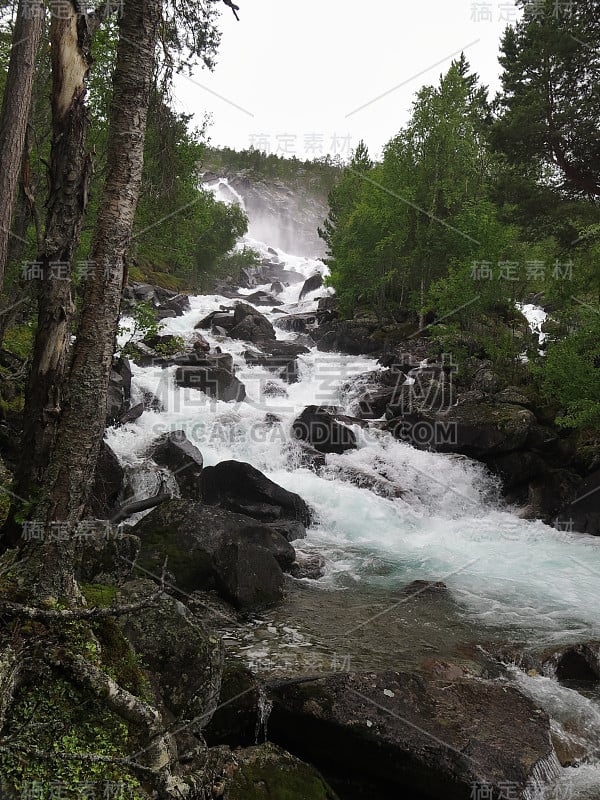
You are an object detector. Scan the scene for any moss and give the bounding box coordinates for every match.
[0,676,146,799]
[225,745,338,800]
[93,618,153,702]
[137,526,212,592]
[81,583,118,608]
[3,324,34,360]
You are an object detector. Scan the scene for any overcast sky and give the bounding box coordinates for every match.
[173,0,521,162]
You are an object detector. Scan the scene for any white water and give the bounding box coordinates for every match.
[108,179,600,797]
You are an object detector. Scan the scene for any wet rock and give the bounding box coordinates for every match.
[265,519,307,542]
[323,462,404,499]
[485,451,546,491]
[244,341,309,384]
[195,309,236,331]
[274,312,319,334]
[314,318,414,356]
[192,332,211,353]
[396,579,448,597]
[299,272,324,300]
[126,341,161,368]
[386,402,535,458]
[292,406,357,455]
[263,381,288,398]
[203,663,261,747]
[118,402,144,426]
[269,670,556,800]
[156,292,190,318]
[244,290,283,307]
[150,430,203,500]
[262,265,305,285]
[498,642,600,684]
[116,579,223,724]
[133,500,293,608]
[289,552,326,580]
[87,441,124,518]
[270,280,285,295]
[555,470,600,536]
[229,302,276,343]
[175,354,246,404]
[220,743,338,800]
[142,390,164,412]
[106,369,128,425]
[356,387,399,419]
[202,460,311,525]
[74,531,140,584]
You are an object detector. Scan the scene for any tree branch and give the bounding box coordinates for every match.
[222,0,240,20]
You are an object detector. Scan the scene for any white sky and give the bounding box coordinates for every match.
[173,0,521,162]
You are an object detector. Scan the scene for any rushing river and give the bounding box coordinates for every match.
[107,182,600,799]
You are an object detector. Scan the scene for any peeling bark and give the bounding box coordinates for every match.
[15,0,93,505]
[40,0,161,529]
[0,0,44,291]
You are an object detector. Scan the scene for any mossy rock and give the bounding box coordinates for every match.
[0,675,145,798]
[223,744,338,800]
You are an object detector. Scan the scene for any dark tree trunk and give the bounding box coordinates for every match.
[0,0,44,292]
[15,1,93,501]
[39,0,161,531]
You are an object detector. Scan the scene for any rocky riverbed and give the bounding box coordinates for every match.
[61,212,597,799]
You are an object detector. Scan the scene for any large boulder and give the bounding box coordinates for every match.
[220,743,339,800]
[116,579,223,724]
[274,312,319,334]
[86,441,124,518]
[132,501,294,608]
[156,292,190,319]
[292,406,357,455]
[244,341,310,384]
[229,302,276,343]
[150,430,203,500]
[202,460,311,525]
[195,309,236,332]
[555,469,600,536]
[299,272,324,300]
[203,663,261,746]
[74,530,140,584]
[175,353,246,403]
[269,670,556,800]
[244,290,283,307]
[386,401,535,458]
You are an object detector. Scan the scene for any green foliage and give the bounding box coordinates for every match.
[538,307,600,429]
[322,59,506,318]
[493,0,600,199]
[204,145,342,195]
[208,246,261,290]
[118,301,162,354]
[3,323,34,359]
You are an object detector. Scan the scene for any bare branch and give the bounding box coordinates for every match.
[222,0,239,20]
